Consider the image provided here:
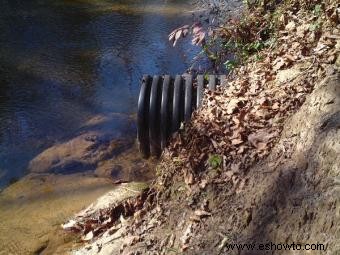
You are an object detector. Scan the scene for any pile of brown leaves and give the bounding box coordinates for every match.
[62,188,153,242]
[163,0,339,188]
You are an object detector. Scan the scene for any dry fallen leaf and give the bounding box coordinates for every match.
[180,224,193,245]
[184,171,194,185]
[226,98,241,114]
[199,179,208,189]
[285,21,296,31]
[82,231,94,241]
[194,209,212,217]
[62,219,77,230]
[231,138,243,145]
[189,215,202,222]
[273,57,286,71]
[169,25,190,47]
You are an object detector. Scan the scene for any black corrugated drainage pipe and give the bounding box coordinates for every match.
[137,74,226,158]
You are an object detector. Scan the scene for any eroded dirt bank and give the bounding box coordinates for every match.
[64,1,339,254]
[91,74,338,255]
[134,74,339,255]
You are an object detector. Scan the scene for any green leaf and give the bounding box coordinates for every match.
[224,60,238,71]
[208,154,222,169]
[313,4,322,16]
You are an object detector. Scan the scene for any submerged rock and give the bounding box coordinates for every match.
[28,131,133,174]
[28,113,136,174]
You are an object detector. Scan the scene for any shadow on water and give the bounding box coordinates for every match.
[0,0,198,187]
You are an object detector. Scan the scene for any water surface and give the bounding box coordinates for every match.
[0,0,197,187]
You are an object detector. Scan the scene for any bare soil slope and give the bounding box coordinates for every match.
[118,74,339,255]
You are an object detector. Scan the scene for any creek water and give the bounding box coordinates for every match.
[0,1,198,253]
[0,0,197,188]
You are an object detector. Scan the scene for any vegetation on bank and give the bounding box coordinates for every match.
[170,0,338,72]
[162,0,338,187]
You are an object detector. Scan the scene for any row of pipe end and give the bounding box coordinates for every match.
[137,74,226,158]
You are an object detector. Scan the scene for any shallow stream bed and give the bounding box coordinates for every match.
[0,0,196,253]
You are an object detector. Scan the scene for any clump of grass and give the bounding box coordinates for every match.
[208,154,222,169]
